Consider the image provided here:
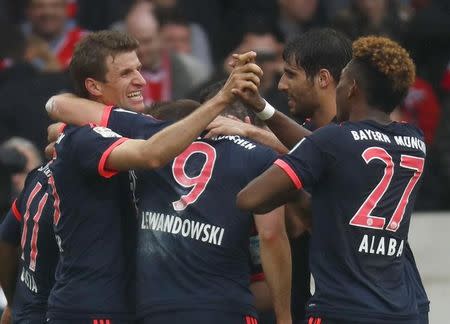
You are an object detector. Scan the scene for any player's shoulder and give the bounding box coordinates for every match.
[394,121,424,139]
[306,123,348,146]
[210,135,276,157]
[65,124,123,141]
[111,107,168,125]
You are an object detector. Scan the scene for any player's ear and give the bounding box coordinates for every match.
[85,78,103,97]
[317,69,332,88]
[348,79,357,99]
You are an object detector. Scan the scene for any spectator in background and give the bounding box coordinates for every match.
[404,0,450,97]
[0,21,72,151]
[124,1,210,105]
[277,0,328,40]
[0,23,28,85]
[156,7,213,74]
[22,0,88,69]
[332,0,407,41]
[24,35,62,72]
[401,77,441,146]
[190,17,289,118]
[1,137,43,197]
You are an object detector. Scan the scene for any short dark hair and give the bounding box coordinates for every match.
[145,100,201,121]
[282,28,352,82]
[350,36,415,113]
[199,80,258,123]
[69,30,139,98]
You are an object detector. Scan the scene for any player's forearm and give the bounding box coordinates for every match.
[285,191,312,237]
[0,243,19,305]
[0,305,12,324]
[259,231,292,323]
[250,280,273,312]
[141,93,230,168]
[265,111,312,149]
[245,126,288,154]
[47,94,104,125]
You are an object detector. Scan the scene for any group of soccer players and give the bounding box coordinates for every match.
[0,26,429,324]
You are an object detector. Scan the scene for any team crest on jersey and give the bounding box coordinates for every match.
[93,127,122,138]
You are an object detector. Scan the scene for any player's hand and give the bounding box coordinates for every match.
[229,52,257,68]
[218,51,263,103]
[229,53,266,112]
[0,306,12,324]
[204,115,253,139]
[47,122,65,143]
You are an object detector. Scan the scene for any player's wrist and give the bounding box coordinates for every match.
[256,99,276,120]
[212,90,231,109]
[253,96,266,112]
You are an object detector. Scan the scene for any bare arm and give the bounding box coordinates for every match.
[0,242,19,305]
[230,53,312,149]
[254,206,292,324]
[204,116,288,153]
[46,93,105,125]
[106,59,264,171]
[105,94,231,170]
[285,191,312,238]
[250,280,273,312]
[0,305,12,324]
[234,94,312,149]
[263,110,312,149]
[237,165,299,214]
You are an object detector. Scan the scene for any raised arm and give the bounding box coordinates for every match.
[204,116,288,153]
[254,206,292,324]
[106,57,264,171]
[230,53,312,149]
[237,165,299,214]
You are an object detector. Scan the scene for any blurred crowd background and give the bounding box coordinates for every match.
[0,0,449,215]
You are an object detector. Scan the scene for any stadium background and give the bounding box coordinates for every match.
[0,0,449,322]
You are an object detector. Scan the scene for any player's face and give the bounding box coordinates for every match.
[100,51,146,112]
[278,58,319,119]
[335,64,353,122]
[27,0,67,39]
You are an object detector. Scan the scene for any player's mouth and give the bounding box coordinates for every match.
[127,91,143,102]
[287,97,296,110]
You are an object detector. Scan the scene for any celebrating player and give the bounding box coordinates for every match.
[43,29,263,323]
[217,28,429,323]
[238,36,424,324]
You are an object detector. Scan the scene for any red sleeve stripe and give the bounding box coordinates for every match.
[58,123,67,133]
[274,159,303,189]
[100,105,114,127]
[98,138,129,178]
[11,199,22,221]
[250,272,265,282]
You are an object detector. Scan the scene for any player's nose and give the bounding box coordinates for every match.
[134,71,146,86]
[278,74,288,92]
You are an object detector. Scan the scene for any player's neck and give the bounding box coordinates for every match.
[312,96,336,128]
[350,104,392,125]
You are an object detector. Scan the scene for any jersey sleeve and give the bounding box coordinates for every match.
[100,106,171,139]
[275,125,337,190]
[69,125,129,178]
[0,201,21,246]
